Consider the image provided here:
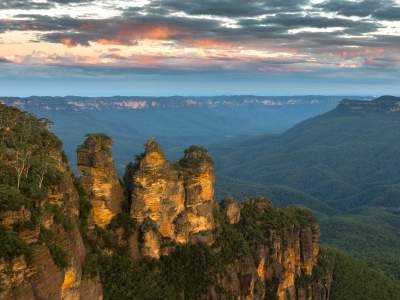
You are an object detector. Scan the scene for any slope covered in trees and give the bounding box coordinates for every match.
[213,96,400,281]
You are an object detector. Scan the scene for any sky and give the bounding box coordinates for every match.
[0,0,399,96]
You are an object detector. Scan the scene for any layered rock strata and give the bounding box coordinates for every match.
[0,149,102,300]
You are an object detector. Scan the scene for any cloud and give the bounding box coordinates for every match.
[0,0,95,10]
[0,0,399,80]
[318,0,400,21]
[0,57,12,63]
[143,0,309,17]
[3,8,383,51]
[0,0,51,9]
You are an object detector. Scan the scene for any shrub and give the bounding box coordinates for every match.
[44,204,73,232]
[48,243,69,269]
[83,251,101,279]
[0,184,29,211]
[0,225,32,263]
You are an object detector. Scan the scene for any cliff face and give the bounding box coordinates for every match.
[212,197,330,300]
[124,140,216,257]
[77,134,123,228]
[0,149,102,300]
[119,140,330,299]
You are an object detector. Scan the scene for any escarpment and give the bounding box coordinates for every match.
[0,104,102,300]
[1,103,334,300]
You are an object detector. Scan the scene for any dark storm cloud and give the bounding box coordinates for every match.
[0,15,83,33]
[40,15,226,46]
[317,0,383,17]
[373,7,400,21]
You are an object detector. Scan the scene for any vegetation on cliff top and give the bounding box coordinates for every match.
[0,104,71,269]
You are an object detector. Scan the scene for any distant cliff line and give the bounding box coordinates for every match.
[0,95,362,112]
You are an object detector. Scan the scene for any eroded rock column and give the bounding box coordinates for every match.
[77,134,123,228]
[125,138,185,240]
[175,146,216,244]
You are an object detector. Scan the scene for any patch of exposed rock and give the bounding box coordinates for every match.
[221,197,241,224]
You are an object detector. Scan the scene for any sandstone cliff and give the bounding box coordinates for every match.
[126,138,185,241]
[0,131,102,300]
[77,134,123,228]
[210,197,331,300]
[124,140,216,258]
[175,145,215,244]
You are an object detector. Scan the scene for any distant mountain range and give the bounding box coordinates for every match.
[0,95,369,111]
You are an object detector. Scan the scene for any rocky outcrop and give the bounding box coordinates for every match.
[210,197,330,300]
[175,146,215,244]
[125,140,216,251]
[126,139,185,241]
[120,140,330,300]
[77,134,123,228]
[0,208,31,228]
[221,197,241,225]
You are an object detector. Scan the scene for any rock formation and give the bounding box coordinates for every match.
[126,138,185,241]
[77,134,123,228]
[175,146,215,244]
[213,197,330,300]
[124,140,216,255]
[221,197,241,224]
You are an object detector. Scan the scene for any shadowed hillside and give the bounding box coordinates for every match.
[213,96,400,280]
